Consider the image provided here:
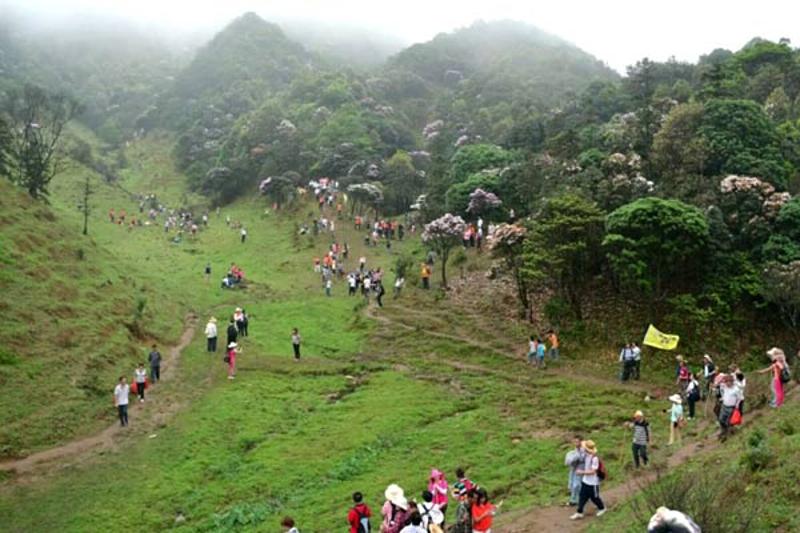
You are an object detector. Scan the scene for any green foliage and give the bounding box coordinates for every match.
[523,194,605,319]
[445,172,501,215]
[448,144,513,186]
[604,197,709,301]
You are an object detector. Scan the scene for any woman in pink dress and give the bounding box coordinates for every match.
[226,342,240,380]
[428,469,449,522]
[758,347,788,407]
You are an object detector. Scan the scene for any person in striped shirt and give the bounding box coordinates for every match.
[632,410,650,468]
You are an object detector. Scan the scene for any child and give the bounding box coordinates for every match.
[526,336,537,365]
[291,328,302,361]
[134,363,147,402]
[348,492,371,533]
[536,338,546,369]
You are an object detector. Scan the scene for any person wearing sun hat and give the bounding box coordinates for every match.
[226,341,240,380]
[668,394,684,445]
[570,440,606,520]
[205,317,218,352]
[381,484,411,533]
[758,347,789,408]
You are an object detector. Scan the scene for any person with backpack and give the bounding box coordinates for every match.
[451,467,474,498]
[226,319,238,347]
[570,440,606,520]
[148,344,162,383]
[758,347,789,408]
[417,491,444,532]
[113,376,130,427]
[348,491,372,533]
[451,487,473,533]
[564,435,584,505]
[536,338,546,369]
[471,488,500,533]
[428,469,449,523]
[632,411,650,468]
[685,372,700,420]
[381,484,411,533]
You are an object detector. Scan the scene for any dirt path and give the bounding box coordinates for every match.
[0,314,198,477]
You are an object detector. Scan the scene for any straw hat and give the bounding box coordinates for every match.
[209,317,217,323]
[767,347,785,359]
[235,307,242,312]
[384,484,408,510]
[668,394,682,404]
[703,354,712,361]
[582,440,597,454]
[634,410,644,418]
[228,342,238,349]
[675,355,684,362]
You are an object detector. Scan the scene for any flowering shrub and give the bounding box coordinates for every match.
[467,188,502,215]
[423,213,467,288]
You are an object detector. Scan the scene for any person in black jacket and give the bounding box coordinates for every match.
[226,319,238,347]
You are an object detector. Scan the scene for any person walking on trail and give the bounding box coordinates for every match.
[667,394,684,445]
[226,342,239,380]
[526,336,537,365]
[758,347,789,408]
[381,484,411,533]
[375,281,386,307]
[148,344,161,383]
[418,491,444,531]
[234,308,246,336]
[632,342,642,379]
[240,227,247,243]
[114,376,130,427]
[686,372,700,419]
[134,363,147,403]
[451,487,473,533]
[291,328,302,361]
[348,491,372,533]
[718,374,744,441]
[734,369,747,414]
[420,262,431,290]
[570,440,606,520]
[676,356,690,398]
[428,469,449,522]
[547,329,559,361]
[536,338,546,368]
[702,354,716,400]
[471,488,500,533]
[632,410,650,468]
[325,278,333,297]
[205,317,218,352]
[564,436,584,506]
[226,318,238,347]
[619,343,635,381]
[241,309,249,337]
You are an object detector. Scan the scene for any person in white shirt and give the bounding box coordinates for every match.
[134,363,148,403]
[113,376,130,427]
[240,227,247,243]
[399,512,427,533]
[718,374,743,440]
[205,317,218,352]
[570,440,606,520]
[417,491,444,530]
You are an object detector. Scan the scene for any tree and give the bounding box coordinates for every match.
[490,223,530,318]
[445,172,501,215]
[347,182,384,218]
[523,194,605,320]
[384,150,424,214]
[422,213,466,288]
[761,261,800,338]
[3,84,80,198]
[604,197,709,306]
[77,174,94,236]
[258,175,295,209]
[0,115,10,179]
[651,102,708,184]
[448,144,513,185]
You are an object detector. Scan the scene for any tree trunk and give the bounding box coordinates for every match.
[440,250,449,288]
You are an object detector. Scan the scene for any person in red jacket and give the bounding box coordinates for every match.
[348,491,372,533]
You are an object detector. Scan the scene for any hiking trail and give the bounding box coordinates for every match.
[0,314,198,479]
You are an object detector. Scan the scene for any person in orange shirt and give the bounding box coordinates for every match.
[547,329,560,361]
[471,488,501,533]
[420,263,431,290]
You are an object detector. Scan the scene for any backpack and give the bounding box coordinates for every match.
[780,366,791,384]
[597,459,608,481]
[355,508,370,533]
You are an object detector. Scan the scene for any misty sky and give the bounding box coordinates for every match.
[6,0,800,72]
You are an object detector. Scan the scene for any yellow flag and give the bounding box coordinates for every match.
[642,324,680,350]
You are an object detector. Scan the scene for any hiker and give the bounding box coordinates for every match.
[204,262,211,283]
[451,487,473,533]
[241,309,249,337]
[363,276,371,302]
[471,488,499,533]
[393,276,405,298]
[702,354,716,400]
[570,440,606,520]
[348,274,358,296]
[205,317,218,352]
[381,484,411,533]
[428,469,449,520]
[686,372,700,419]
[527,336,537,365]
[647,506,701,533]
[417,491,444,531]
[667,394,684,445]
[420,262,431,289]
[325,278,333,297]
[348,491,372,533]
[547,329,559,361]
[718,373,744,440]
[632,342,641,379]
[148,344,161,383]
[134,363,147,403]
[234,308,246,336]
[113,376,130,427]
[398,512,425,533]
[375,281,386,307]
[536,337,546,368]
[734,368,747,414]
[226,319,238,347]
[564,436,584,506]
[619,342,635,381]
[452,467,474,497]
[758,347,788,408]
[281,516,299,533]
[632,410,650,468]
[291,328,302,361]
[226,342,239,379]
[240,227,247,243]
[676,356,690,398]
